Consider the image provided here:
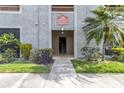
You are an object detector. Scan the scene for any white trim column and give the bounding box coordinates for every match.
[49,5,52,48]
[74,5,78,58]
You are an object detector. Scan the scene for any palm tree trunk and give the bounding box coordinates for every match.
[102,41,106,61]
[102,25,108,61]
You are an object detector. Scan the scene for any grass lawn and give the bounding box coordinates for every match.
[0,61,51,73]
[71,59,124,73]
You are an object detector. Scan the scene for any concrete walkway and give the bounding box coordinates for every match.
[48,57,77,79]
[44,57,81,88]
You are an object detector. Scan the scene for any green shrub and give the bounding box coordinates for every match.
[112,48,124,52]
[0,33,20,51]
[71,59,124,73]
[1,48,17,63]
[0,54,4,64]
[20,44,32,60]
[112,48,124,60]
[80,47,102,62]
[30,48,53,65]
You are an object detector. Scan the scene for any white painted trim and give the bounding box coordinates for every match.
[0,5,22,14]
[74,5,77,58]
[49,5,52,48]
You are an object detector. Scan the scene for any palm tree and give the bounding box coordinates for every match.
[82,6,124,61]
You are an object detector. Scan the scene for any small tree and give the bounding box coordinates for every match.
[0,33,20,52]
[82,6,124,61]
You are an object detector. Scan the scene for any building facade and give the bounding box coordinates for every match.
[0,5,102,58]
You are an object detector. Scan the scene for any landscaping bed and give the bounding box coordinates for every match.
[0,61,51,73]
[71,59,124,73]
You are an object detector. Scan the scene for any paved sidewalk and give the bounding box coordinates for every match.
[1,73,124,88]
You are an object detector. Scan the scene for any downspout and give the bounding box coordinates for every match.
[37,5,40,48]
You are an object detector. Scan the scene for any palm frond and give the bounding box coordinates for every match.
[82,6,124,48]
[84,24,104,45]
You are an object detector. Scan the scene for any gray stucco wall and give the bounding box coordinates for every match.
[38,5,50,48]
[20,5,38,48]
[75,5,101,57]
[0,5,50,49]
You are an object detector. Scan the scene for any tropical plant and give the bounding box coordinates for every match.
[1,48,17,63]
[82,6,124,61]
[81,47,102,62]
[31,48,54,66]
[0,33,20,52]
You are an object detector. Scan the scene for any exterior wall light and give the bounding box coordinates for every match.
[61,31,64,35]
[60,27,64,35]
[60,27,64,31]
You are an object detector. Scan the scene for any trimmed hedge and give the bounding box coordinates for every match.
[112,48,124,61]
[112,48,124,55]
[20,43,32,60]
[112,48,124,51]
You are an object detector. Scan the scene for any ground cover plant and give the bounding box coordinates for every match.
[71,59,124,73]
[0,61,50,73]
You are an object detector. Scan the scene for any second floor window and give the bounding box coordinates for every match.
[0,5,20,11]
[52,5,74,12]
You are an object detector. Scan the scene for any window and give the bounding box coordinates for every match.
[105,5,121,9]
[105,5,120,7]
[52,5,74,11]
[0,5,20,11]
[105,5,124,12]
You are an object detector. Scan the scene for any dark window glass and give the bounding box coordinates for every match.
[52,5,74,11]
[105,5,120,7]
[0,5,20,11]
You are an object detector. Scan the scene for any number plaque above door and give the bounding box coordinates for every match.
[57,15,69,25]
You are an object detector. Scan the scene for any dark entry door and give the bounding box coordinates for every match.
[59,37,66,54]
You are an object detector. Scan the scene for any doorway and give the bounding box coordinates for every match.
[52,30,74,56]
[59,37,66,54]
